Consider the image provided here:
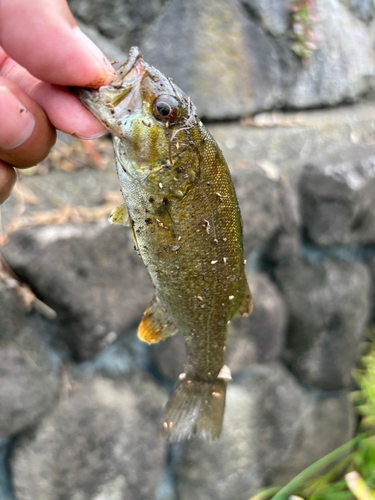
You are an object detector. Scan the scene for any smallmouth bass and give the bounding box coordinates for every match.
[72,47,251,442]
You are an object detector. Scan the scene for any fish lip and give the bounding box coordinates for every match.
[111,46,144,85]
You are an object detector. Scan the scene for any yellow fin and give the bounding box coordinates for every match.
[235,270,252,317]
[109,203,129,226]
[138,296,178,344]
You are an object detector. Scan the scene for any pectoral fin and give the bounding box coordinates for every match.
[235,271,252,317]
[138,296,178,344]
[109,204,129,226]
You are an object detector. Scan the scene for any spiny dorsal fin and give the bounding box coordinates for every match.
[109,203,129,226]
[235,270,252,317]
[138,296,178,344]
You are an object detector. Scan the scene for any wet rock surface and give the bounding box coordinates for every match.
[276,258,371,390]
[2,223,153,361]
[12,373,167,500]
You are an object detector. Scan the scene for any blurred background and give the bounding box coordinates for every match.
[1,0,375,499]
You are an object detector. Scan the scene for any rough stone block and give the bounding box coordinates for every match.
[276,258,371,390]
[0,284,59,438]
[12,373,167,500]
[227,271,287,374]
[301,146,375,245]
[2,223,153,360]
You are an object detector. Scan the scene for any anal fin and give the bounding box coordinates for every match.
[235,270,252,317]
[138,296,178,344]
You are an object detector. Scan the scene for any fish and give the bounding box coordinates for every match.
[71,47,251,442]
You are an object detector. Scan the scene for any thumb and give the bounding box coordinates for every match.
[0,0,116,88]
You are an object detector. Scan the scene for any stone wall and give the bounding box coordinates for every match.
[69,0,375,119]
[1,0,375,498]
[1,101,374,499]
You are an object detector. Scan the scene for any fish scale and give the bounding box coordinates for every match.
[71,46,251,442]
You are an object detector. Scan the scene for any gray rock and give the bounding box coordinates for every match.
[0,282,25,341]
[76,20,128,65]
[2,222,153,360]
[0,439,14,500]
[173,363,354,499]
[141,0,375,119]
[271,389,355,485]
[241,0,290,37]
[142,0,280,120]
[340,0,375,22]
[0,313,59,438]
[281,0,375,109]
[12,373,167,500]
[300,146,375,245]
[68,0,166,52]
[232,167,300,255]
[152,332,186,383]
[276,258,371,390]
[227,272,287,374]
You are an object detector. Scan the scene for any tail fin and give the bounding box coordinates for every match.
[160,377,226,442]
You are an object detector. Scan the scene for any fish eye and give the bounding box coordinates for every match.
[152,95,179,122]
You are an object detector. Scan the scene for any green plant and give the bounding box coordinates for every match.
[290,0,318,66]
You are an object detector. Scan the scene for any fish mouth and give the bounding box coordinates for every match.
[111,46,144,86]
[71,46,146,136]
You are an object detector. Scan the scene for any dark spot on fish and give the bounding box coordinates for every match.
[149,197,154,203]
[145,218,152,225]
[163,198,168,205]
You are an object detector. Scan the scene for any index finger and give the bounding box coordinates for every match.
[0,0,116,88]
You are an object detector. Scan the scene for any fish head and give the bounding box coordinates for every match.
[72,47,201,192]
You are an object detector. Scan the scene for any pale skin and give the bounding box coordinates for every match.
[0,0,117,204]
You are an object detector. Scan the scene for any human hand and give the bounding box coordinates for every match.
[0,0,117,204]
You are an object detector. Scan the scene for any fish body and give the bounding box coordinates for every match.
[72,47,251,441]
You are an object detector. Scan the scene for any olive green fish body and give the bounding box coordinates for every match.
[72,47,251,441]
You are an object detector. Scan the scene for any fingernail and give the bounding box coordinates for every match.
[74,27,116,83]
[0,87,35,150]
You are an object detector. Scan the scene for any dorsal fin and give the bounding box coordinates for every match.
[138,296,178,344]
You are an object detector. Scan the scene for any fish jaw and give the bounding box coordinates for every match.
[70,47,146,138]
